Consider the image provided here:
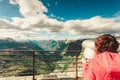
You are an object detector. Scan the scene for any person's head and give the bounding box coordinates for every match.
[95,34,119,54]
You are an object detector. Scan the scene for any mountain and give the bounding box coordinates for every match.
[0,38,43,50]
[0,38,66,76]
[31,39,67,50]
[0,38,68,51]
[0,38,85,77]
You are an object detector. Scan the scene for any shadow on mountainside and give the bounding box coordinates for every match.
[64,39,85,57]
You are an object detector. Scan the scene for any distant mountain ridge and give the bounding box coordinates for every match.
[0,38,67,51]
[32,39,67,50]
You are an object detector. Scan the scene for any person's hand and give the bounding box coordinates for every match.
[82,57,90,64]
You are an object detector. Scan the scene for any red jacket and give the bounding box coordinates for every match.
[83,52,120,80]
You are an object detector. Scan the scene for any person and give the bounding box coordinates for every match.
[82,34,120,80]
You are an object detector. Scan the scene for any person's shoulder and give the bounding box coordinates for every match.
[100,52,120,59]
[91,52,110,60]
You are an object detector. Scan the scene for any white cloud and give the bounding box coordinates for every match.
[12,0,47,17]
[9,0,17,4]
[0,0,2,2]
[0,19,15,29]
[50,13,64,21]
[50,13,55,17]
[64,16,120,35]
[0,0,120,40]
[11,14,64,32]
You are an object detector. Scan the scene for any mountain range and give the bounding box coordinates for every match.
[0,38,84,76]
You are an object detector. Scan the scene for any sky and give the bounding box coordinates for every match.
[0,0,120,40]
